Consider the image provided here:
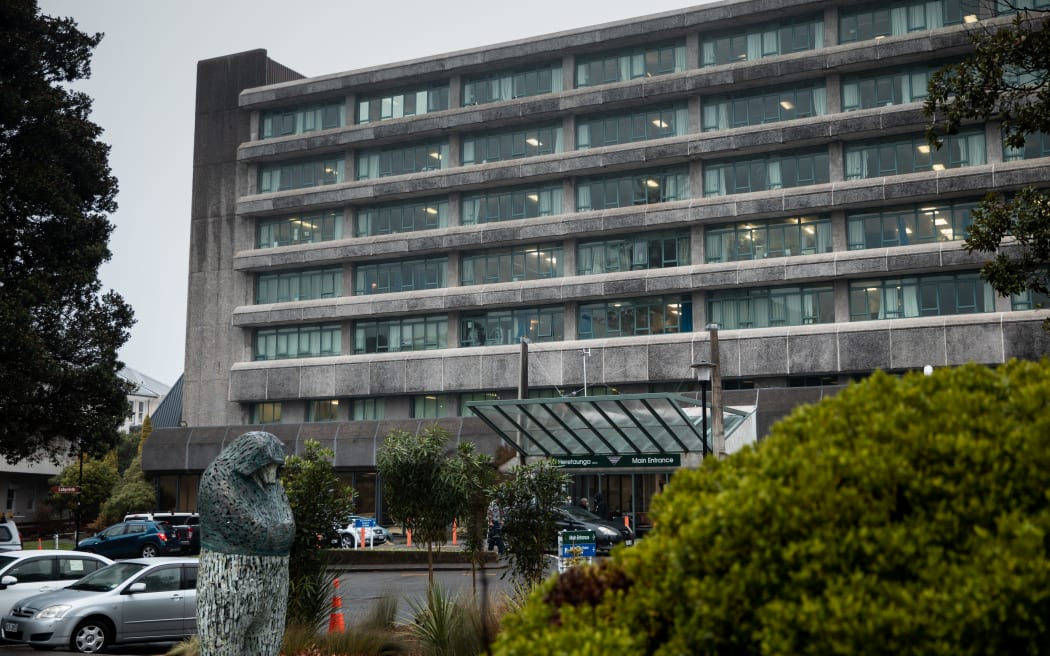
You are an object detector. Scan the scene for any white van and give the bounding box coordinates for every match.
[0,517,22,552]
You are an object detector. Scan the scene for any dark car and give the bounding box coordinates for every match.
[124,512,200,555]
[554,504,635,554]
[75,521,182,559]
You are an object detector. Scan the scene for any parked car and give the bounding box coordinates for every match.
[1,557,198,653]
[553,504,635,554]
[335,516,387,548]
[0,550,112,618]
[0,517,21,552]
[75,520,182,559]
[124,512,200,555]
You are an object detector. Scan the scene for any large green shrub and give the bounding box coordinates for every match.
[492,360,1050,655]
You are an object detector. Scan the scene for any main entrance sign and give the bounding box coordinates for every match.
[551,454,681,468]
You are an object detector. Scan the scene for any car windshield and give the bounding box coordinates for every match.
[560,505,602,521]
[0,555,20,570]
[68,562,148,592]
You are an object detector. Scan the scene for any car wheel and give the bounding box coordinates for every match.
[71,618,111,654]
[140,543,159,558]
[340,534,354,549]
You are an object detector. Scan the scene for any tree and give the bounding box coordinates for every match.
[377,425,467,585]
[280,440,355,629]
[96,452,155,526]
[492,361,1050,655]
[0,0,135,464]
[494,460,568,589]
[925,7,1050,324]
[49,452,119,529]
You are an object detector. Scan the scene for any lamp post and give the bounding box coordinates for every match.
[691,361,717,458]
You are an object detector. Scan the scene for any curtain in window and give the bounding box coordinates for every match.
[704,167,727,196]
[577,124,591,148]
[813,21,825,48]
[966,133,987,165]
[845,149,867,179]
[812,87,827,115]
[499,76,513,101]
[462,140,475,164]
[926,1,944,28]
[842,82,860,111]
[703,102,729,130]
[541,188,558,215]
[815,223,833,252]
[767,160,783,189]
[552,68,563,92]
[847,220,866,249]
[753,295,771,327]
[747,33,763,60]
[908,4,926,29]
[801,293,815,324]
[619,55,632,81]
[577,184,592,211]
[358,154,380,180]
[576,64,589,87]
[902,283,920,317]
[701,42,716,66]
[891,7,908,34]
[674,46,686,72]
[762,29,778,56]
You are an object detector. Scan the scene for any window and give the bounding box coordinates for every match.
[353,316,448,354]
[308,400,340,422]
[463,63,563,105]
[844,130,986,179]
[707,285,835,329]
[1012,286,1050,310]
[841,63,949,111]
[252,402,282,424]
[412,395,448,419]
[703,150,829,196]
[58,556,106,577]
[578,296,692,339]
[355,257,447,295]
[461,306,565,346]
[357,84,449,124]
[355,198,448,237]
[839,1,975,43]
[997,0,1050,12]
[254,324,341,361]
[461,244,563,285]
[705,215,832,262]
[1004,132,1050,160]
[257,211,342,248]
[460,392,499,416]
[576,41,686,87]
[577,230,690,274]
[849,272,994,320]
[258,157,344,193]
[139,567,181,593]
[576,168,690,210]
[847,200,977,249]
[352,398,385,421]
[702,83,826,130]
[577,103,689,148]
[462,123,563,164]
[462,183,562,225]
[701,16,824,66]
[4,490,13,511]
[256,267,342,304]
[9,558,52,583]
[357,141,449,179]
[260,101,343,139]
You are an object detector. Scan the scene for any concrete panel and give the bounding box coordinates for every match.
[229,368,268,402]
[889,325,948,370]
[405,357,445,393]
[944,321,1005,365]
[737,335,789,376]
[788,332,839,373]
[838,329,892,371]
[333,362,374,396]
[370,360,407,394]
[647,341,694,382]
[481,351,524,390]
[443,353,483,390]
[266,367,302,399]
[1003,318,1050,360]
[299,365,337,398]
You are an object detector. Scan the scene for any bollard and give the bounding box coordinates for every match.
[452,519,457,545]
[53,534,59,549]
[624,515,629,529]
[37,537,42,550]
[406,529,412,547]
[328,578,345,633]
[359,526,365,549]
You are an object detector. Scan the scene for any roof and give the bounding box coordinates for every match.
[149,374,183,429]
[118,367,172,398]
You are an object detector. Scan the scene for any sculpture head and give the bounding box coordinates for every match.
[228,431,286,489]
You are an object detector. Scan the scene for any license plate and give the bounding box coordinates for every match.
[625,539,634,546]
[4,622,17,632]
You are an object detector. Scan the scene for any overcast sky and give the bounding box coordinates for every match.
[37,0,704,387]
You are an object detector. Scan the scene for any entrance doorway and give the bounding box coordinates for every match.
[566,470,674,537]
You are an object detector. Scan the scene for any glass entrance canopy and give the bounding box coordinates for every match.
[467,393,747,458]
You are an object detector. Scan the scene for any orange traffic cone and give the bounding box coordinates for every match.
[452,519,457,545]
[328,578,345,633]
[406,529,412,547]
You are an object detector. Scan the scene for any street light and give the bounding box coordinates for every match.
[691,361,717,458]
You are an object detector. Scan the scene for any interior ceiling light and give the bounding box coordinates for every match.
[651,119,670,128]
[964,14,978,23]
[932,163,946,171]
[780,100,795,110]
[526,137,541,146]
[645,179,660,188]
[917,144,931,154]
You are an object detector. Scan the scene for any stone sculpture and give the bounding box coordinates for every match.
[196,431,295,656]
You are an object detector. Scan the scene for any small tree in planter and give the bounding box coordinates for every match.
[495,460,568,590]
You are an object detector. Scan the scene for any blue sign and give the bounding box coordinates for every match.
[560,542,596,558]
[353,518,376,528]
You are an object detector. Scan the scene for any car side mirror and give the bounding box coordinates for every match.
[0,575,15,588]
[126,582,147,594]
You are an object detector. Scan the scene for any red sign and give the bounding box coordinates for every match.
[51,486,80,494]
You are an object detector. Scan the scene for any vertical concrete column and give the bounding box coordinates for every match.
[685,33,700,71]
[344,262,355,297]
[448,132,462,168]
[562,115,576,151]
[249,110,260,141]
[830,210,848,252]
[824,74,842,114]
[561,239,577,278]
[344,92,356,125]
[448,75,462,110]
[563,302,579,341]
[689,97,703,135]
[994,293,1013,313]
[827,142,844,182]
[689,159,705,201]
[833,279,851,323]
[562,54,576,91]
[977,0,997,20]
[446,251,461,287]
[342,207,355,241]
[690,223,705,266]
[691,290,707,331]
[985,122,1005,163]
[345,150,357,183]
[562,179,575,215]
[447,192,462,228]
[447,311,461,349]
[824,6,839,46]
[342,320,353,355]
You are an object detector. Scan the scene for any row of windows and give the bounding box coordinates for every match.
[256,0,1040,142]
[254,270,1025,358]
[253,199,984,302]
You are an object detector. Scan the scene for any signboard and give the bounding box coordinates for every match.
[559,530,597,558]
[353,518,376,528]
[51,486,80,494]
[551,454,681,469]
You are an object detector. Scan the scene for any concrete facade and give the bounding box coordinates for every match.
[148,0,1050,487]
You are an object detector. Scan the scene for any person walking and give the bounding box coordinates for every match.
[487,498,505,557]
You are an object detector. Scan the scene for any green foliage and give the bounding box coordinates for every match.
[280,440,355,628]
[377,425,467,582]
[0,0,135,463]
[446,442,498,570]
[97,452,155,526]
[494,460,568,589]
[925,10,1050,318]
[409,582,488,656]
[49,453,118,526]
[115,429,141,475]
[493,361,1050,655]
